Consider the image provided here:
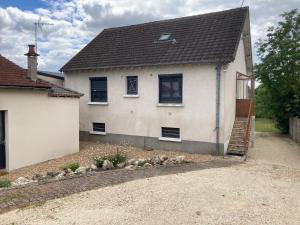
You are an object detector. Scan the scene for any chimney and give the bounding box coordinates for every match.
[24,45,39,81]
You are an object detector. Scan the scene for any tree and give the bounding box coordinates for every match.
[254,85,273,119]
[255,9,300,133]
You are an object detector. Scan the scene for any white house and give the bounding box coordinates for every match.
[0,45,82,171]
[61,7,254,155]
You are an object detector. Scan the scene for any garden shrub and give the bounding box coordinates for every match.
[0,179,11,188]
[61,162,79,172]
[94,153,126,168]
[93,156,106,168]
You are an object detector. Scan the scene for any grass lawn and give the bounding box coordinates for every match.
[255,118,281,133]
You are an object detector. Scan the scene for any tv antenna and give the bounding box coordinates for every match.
[34,17,53,53]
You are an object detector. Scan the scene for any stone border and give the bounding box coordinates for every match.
[0,160,239,214]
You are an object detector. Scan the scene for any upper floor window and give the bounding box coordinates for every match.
[126,76,138,95]
[90,77,107,102]
[159,74,182,103]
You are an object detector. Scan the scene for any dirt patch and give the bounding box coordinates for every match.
[0,142,216,181]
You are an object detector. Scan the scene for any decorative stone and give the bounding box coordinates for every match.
[46,171,60,178]
[90,164,98,171]
[160,155,168,161]
[117,162,126,168]
[12,177,36,186]
[136,158,147,166]
[125,165,135,170]
[75,167,88,174]
[163,159,173,166]
[175,155,185,164]
[127,159,136,165]
[143,163,153,168]
[32,173,45,181]
[102,160,114,170]
[151,156,162,165]
[56,171,66,180]
[66,168,73,173]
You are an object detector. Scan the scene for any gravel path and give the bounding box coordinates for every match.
[1,142,215,181]
[0,134,299,225]
[249,133,300,169]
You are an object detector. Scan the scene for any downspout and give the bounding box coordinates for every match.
[215,64,221,155]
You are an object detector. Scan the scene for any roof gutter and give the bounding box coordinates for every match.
[215,64,222,155]
[60,59,232,73]
[0,85,50,91]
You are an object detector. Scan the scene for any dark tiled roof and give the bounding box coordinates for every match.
[0,55,52,89]
[0,55,82,98]
[61,7,249,71]
[48,85,83,98]
[38,70,64,80]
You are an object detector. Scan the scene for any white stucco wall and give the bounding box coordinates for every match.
[65,64,226,144]
[221,37,248,152]
[0,89,79,171]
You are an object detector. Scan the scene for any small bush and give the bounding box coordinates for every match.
[108,153,126,167]
[94,153,127,168]
[93,156,107,168]
[0,179,11,188]
[61,162,79,172]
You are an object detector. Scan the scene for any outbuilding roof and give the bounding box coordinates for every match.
[38,70,64,80]
[61,7,249,71]
[0,55,82,98]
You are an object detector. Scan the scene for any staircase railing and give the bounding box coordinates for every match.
[243,100,253,147]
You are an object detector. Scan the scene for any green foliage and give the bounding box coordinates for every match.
[94,153,127,168]
[0,179,11,188]
[254,85,273,118]
[61,162,79,172]
[255,9,300,133]
[93,156,106,168]
[255,118,281,133]
[108,153,127,167]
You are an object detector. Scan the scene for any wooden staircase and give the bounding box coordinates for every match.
[227,117,250,156]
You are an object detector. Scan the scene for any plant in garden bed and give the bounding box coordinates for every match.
[94,152,127,168]
[0,179,11,188]
[61,162,79,172]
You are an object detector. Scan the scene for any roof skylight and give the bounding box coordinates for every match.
[159,33,171,41]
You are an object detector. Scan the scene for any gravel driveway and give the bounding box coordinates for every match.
[1,133,300,225]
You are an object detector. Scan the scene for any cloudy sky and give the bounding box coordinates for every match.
[0,0,298,71]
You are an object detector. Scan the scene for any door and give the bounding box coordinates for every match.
[0,111,6,169]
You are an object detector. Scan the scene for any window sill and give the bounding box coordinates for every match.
[157,103,184,107]
[123,94,139,98]
[88,102,108,105]
[159,137,182,142]
[89,131,106,135]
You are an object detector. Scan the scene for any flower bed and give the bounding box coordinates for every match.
[0,154,188,189]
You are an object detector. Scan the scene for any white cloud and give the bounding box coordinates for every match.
[0,0,298,71]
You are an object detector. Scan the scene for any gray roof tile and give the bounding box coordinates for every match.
[61,7,249,71]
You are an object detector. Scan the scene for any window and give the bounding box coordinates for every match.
[159,74,182,103]
[162,127,180,139]
[90,77,107,102]
[93,123,105,132]
[159,33,171,41]
[127,76,138,95]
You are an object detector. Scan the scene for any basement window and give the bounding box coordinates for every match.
[159,33,171,41]
[161,127,180,139]
[93,123,105,133]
